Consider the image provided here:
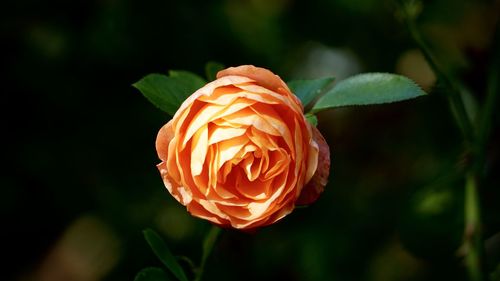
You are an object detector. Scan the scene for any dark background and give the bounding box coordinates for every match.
[3,0,499,280]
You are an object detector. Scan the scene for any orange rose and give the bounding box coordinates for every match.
[155,65,330,229]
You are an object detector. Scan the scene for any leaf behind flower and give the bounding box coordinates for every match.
[133,71,206,116]
[288,77,335,108]
[305,113,318,127]
[312,73,427,112]
[205,61,225,81]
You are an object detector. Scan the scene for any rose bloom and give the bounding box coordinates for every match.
[156,65,330,229]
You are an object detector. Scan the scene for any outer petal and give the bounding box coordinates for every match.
[155,120,174,161]
[296,126,330,205]
[217,65,291,95]
[172,76,255,129]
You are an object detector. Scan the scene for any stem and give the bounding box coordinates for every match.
[398,0,475,145]
[465,173,484,281]
[396,2,490,280]
[194,225,221,281]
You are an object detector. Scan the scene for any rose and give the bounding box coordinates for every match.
[155,65,330,229]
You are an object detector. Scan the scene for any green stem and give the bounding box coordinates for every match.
[398,0,475,145]
[194,226,221,281]
[396,2,490,280]
[465,173,484,281]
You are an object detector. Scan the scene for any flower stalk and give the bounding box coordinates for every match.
[396,1,497,281]
[397,0,475,145]
[464,173,483,281]
[194,226,221,281]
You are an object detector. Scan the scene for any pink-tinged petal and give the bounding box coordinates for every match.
[304,122,319,184]
[296,126,330,205]
[155,120,174,161]
[157,160,193,206]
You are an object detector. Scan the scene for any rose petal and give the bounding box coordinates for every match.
[264,149,290,180]
[249,103,294,153]
[172,75,255,124]
[208,126,247,145]
[197,85,242,105]
[304,125,319,184]
[182,103,225,149]
[217,65,290,94]
[222,108,280,136]
[155,120,174,161]
[296,126,330,205]
[190,124,209,176]
[217,135,249,169]
[187,200,228,225]
[235,170,271,200]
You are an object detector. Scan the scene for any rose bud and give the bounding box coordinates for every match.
[155,65,330,229]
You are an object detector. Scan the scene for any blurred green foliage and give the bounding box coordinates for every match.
[3,0,499,281]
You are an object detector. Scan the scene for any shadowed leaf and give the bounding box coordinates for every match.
[288,77,335,107]
[134,267,172,281]
[205,61,225,81]
[143,229,189,281]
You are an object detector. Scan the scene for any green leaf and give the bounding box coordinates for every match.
[133,74,179,115]
[133,71,206,116]
[168,70,206,95]
[305,113,318,127]
[143,229,189,281]
[205,61,225,81]
[288,77,335,107]
[135,267,172,281]
[311,73,427,112]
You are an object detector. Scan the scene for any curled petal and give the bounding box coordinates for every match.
[296,126,330,205]
[217,65,290,94]
[155,120,174,162]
